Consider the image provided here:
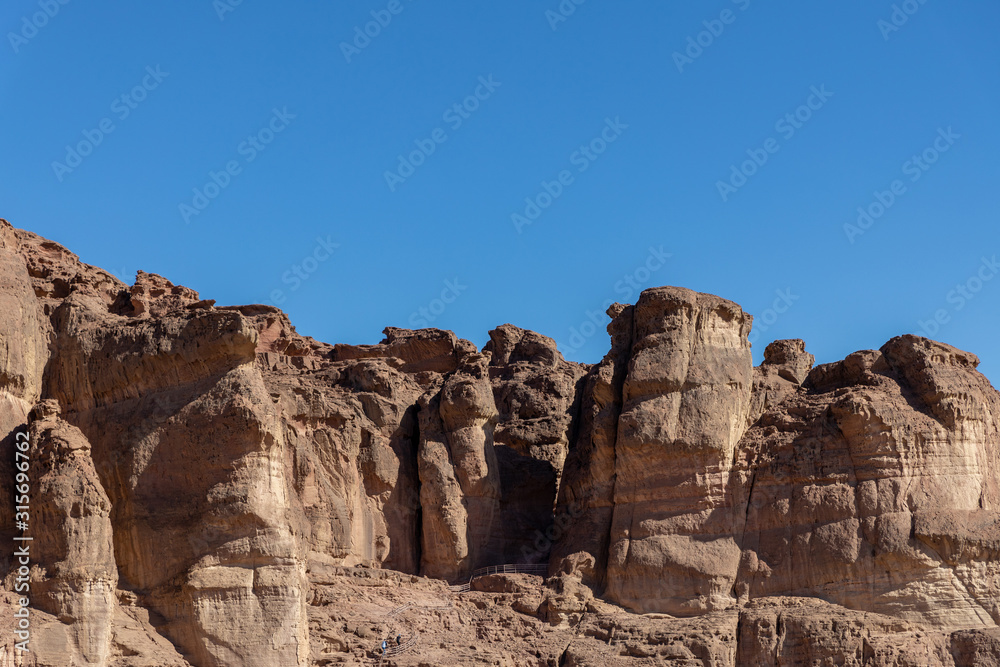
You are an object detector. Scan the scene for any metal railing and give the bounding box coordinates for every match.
[376,632,420,665]
[370,565,548,663]
[448,563,549,593]
[373,602,452,664]
[385,603,413,618]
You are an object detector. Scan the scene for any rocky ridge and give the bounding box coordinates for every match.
[1,219,998,666]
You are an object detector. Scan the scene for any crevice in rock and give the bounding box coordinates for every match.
[409,401,423,576]
[557,642,571,666]
[740,464,758,546]
[734,611,745,664]
[775,611,786,653]
[555,369,592,509]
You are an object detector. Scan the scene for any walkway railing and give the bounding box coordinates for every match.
[370,565,547,662]
[385,603,413,618]
[376,632,420,665]
[448,563,549,593]
[373,602,452,664]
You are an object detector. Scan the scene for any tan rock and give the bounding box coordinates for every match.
[605,286,753,615]
[111,270,206,318]
[418,352,500,581]
[332,327,468,374]
[28,408,116,667]
[747,338,814,425]
[739,335,1000,630]
[737,597,956,666]
[762,338,814,384]
[9,227,310,665]
[0,220,45,403]
[483,324,587,564]
[2,220,1000,666]
[950,629,1000,666]
[0,220,47,575]
[552,302,634,591]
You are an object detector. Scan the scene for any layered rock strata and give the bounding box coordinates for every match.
[1,219,998,666]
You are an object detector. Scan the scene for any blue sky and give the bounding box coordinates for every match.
[3,1,998,383]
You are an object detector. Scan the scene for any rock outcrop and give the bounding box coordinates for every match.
[0,220,46,576]
[738,335,1000,630]
[417,351,501,581]
[28,401,116,667]
[1,218,999,666]
[746,338,815,425]
[603,287,754,615]
[483,325,587,565]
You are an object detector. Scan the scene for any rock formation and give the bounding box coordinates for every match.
[28,400,116,667]
[603,287,753,616]
[1,218,999,666]
[483,325,587,565]
[738,335,1000,630]
[416,350,501,581]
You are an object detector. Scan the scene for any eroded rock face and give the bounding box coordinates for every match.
[42,288,308,667]
[552,303,634,591]
[604,287,754,615]
[0,222,48,576]
[736,597,957,667]
[746,338,814,425]
[739,335,1000,631]
[950,629,1000,667]
[29,402,116,667]
[0,222,45,402]
[3,226,309,666]
[484,325,587,565]
[418,352,500,581]
[253,314,429,574]
[2,219,1000,666]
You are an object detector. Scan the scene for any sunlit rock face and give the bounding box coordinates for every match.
[602,287,754,615]
[739,335,1000,631]
[2,218,1000,666]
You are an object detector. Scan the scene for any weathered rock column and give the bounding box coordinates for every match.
[418,353,501,581]
[29,402,116,667]
[605,287,753,615]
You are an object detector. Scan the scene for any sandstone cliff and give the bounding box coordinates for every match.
[1,219,999,666]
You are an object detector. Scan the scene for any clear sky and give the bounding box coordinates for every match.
[2,1,998,383]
